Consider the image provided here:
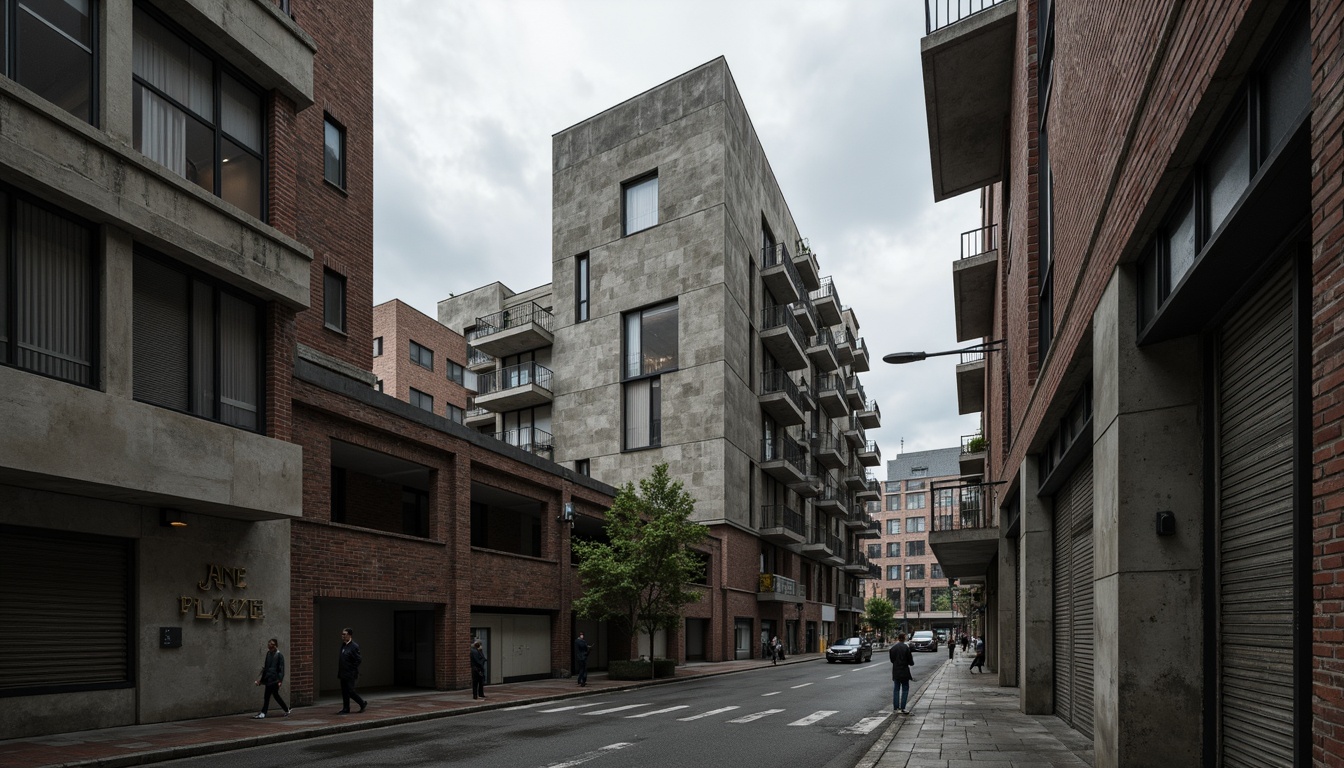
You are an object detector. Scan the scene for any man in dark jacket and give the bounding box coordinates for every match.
[252,638,289,718]
[574,632,590,686]
[337,627,366,714]
[889,632,915,715]
[470,639,487,699]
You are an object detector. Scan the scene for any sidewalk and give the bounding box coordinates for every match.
[859,649,1095,767]
[0,653,820,768]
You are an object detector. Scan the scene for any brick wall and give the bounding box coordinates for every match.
[372,299,473,417]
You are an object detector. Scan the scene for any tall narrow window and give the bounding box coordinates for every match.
[575,253,590,322]
[323,269,346,332]
[622,301,677,449]
[1037,0,1055,359]
[13,0,96,122]
[132,7,264,218]
[623,173,658,235]
[373,337,383,356]
[324,115,346,188]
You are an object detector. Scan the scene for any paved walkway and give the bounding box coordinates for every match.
[1,650,1095,768]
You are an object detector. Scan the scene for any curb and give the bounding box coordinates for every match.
[852,652,958,768]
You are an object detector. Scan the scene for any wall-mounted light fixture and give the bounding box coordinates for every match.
[882,339,1005,365]
[561,502,575,528]
[160,508,188,528]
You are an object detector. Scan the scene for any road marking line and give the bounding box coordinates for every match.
[584,704,651,716]
[790,683,813,689]
[826,675,842,680]
[540,702,606,713]
[626,705,689,718]
[678,706,739,721]
[504,702,546,711]
[788,710,839,726]
[762,691,781,696]
[839,715,890,735]
[728,708,785,723]
[541,742,635,768]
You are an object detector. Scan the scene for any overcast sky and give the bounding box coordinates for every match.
[371,0,983,463]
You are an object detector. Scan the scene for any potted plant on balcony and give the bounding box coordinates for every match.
[965,435,987,454]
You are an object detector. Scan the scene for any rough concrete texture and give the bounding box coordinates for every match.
[1017,456,1056,716]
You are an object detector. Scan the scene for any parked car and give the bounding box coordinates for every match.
[826,636,873,663]
[935,629,949,643]
[910,630,939,652]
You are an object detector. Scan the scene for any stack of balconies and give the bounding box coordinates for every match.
[468,302,555,413]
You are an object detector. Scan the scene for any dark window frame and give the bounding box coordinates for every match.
[373,336,383,357]
[409,387,433,412]
[7,0,99,124]
[446,360,465,385]
[575,252,590,322]
[323,268,346,333]
[621,300,677,451]
[621,171,659,236]
[409,339,433,370]
[323,113,347,189]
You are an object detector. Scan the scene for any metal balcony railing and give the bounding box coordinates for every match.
[761,304,805,336]
[761,369,805,408]
[810,328,839,350]
[864,399,880,416]
[468,301,555,341]
[960,348,986,365]
[926,0,1011,35]
[476,361,553,395]
[762,243,803,290]
[466,406,490,420]
[761,504,806,536]
[853,336,868,357]
[762,434,807,471]
[961,223,999,260]
[815,373,843,395]
[808,276,841,306]
[846,375,866,402]
[930,482,994,532]
[493,426,554,455]
[466,345,493,367]
[759,572,803,598]
[961,432,986,454]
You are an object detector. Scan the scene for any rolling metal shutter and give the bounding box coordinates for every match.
[1052,459,1094,738]
[0,527,131,691]
[1216,263,1295,767]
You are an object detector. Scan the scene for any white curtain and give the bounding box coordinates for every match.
[624,177,658,234]
[16,200,91,384]
[624,379,651,449]
[219,292,258,429]
[134,8,210,176]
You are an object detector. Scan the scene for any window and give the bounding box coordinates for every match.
[331,465,346,523]
[447,361,465,385]
[909,467,928,478]
[409,387,432,412]
[887,565,900,580]
[575,459,590,476]
[935,488,955,509]
[906,517,926,533]
[886,495,901,511]
[931,563,944,580]
[409,340,433,370]
[374,379,382,392]
[905,493,926,510]
[886,518,901,535]
[8,0,95,122]
[133,251,262,430]
[447,404,464,423]
[887,542,901,558]
[575,254,590,322]
[324,115,346,188]
[402,488,427,537]
[1037,0,1055,357]
[886,588,901,604]
[0,194,97,386]
[907,540,926,557]
[623,302,677,449]
[867,543,881,559]
[906,478,926,490]
[931,586,951,610]
[905,564,926,581]
[133,7,264,218]
[905,588,925,612]
[622,173,658,235]
[323,269,346,332]
[884,481,900,494]
[373,337,383,356]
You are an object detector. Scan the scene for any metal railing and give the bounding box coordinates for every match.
[468,301,555,341]
[961,223,999,259]
[761,243,804,294]
[760,504,806,536]
[759,572,803,598]
[863,441,880,456]
[961,432,986,454]
[476,361,553,395]
[762,434,808,473]
[760,369,805,409]
[493,426,554,456]
[846,375,866,402]
[808,276,842,307]
[930,481,994,532]
[465,406,491,421]
[466,345,493,367]
[960,348,986,365]
[809,329,839,353]
[863,399,881,417]
[815,373,843,396]
[853,336,868,359]
[926,0,1010,35]
[761,304,805,337]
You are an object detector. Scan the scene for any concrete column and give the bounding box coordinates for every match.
[996,526,1019,687]
[101,0,134,144]
[1091,267,1203,768]
[103,228,135,399]
[1019,454,1054,714]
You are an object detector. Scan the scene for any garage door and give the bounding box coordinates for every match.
[1052,459,1094,738]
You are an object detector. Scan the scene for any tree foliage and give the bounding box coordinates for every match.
[864,595,897,638]
[572,463,707,674]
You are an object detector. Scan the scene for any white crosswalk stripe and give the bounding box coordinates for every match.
[826,675,843,679]
[839,715,890,735]
[790,683,813,689]
[626,705,689,718]
[540,702,606,713]
[762,691,781,696]
[727,708,785,723]
[678,706,740,721]
[788,710,838,726]
[584,704,652,716]
[541,742,635,768]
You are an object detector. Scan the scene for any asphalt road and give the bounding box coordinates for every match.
[153,652,949,768]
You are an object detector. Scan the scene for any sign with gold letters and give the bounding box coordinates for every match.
[179,564,264,622]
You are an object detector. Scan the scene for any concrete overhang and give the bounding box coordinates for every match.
[921,0,1018,201]
[956,358,986,414]
[469,323,554,358]
[760,391,806,427]
[473,383,553,412]
[929,527,999,579]
[760,324,808,371]
[953,249,998,341]
[960,449,986,476]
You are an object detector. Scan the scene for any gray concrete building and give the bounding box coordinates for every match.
[440,58,883,661]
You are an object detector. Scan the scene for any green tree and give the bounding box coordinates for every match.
[572,463,707,679]
[864,595,897,640]
[932,588,952,612]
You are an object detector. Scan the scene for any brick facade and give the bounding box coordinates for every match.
[372,299,472,417]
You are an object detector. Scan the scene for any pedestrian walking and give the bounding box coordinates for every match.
[574,632,589,686]
[336,627,367,714]
[948,635,955,661]
[970,636,986,673]
[771,635,783,664]
[252,638,290,718]
[470,639,487,699]
[888,632,915,715]
[960,633,969,653]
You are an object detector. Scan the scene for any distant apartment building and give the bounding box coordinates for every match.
[441,58,883,661]
[372,299,473,422]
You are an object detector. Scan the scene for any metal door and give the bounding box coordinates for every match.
[1052,459,1094,738]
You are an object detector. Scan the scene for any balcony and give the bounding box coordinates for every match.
[814,429,846,469]
[760,370,807,427]
[465,344,495,373]
[857,399,881,430]
[922,0,1018,201]
[473,361,554,411]
[792,300,819,338]
[858,520,882,539]
[956,349,987,414]
[842,509,872,531]
[953,224,1000,341]
[851,336,871,372]
[759,504,807,546]
[808,276,843,327]
[807,329,840,373]
[836,594,866,613]
[761,434,808,485]
[815,374,847,417]
[761,305,809,371]
[464,406,495,428]
[960,431,987,476]
[928,479,998,579]
[493,426,554,458]
[800,524,834,562]
[761,243,803,304]
[468,302,555,357]
[825,535,846,567]
[815,481,847,517]
[834,328,855,366]
[842,550,871,575]
[843,414,866,449]
[855,473,881,501]
[788,455,824,498]
[758,572,805,605]
[858,440,881,468]
[844,375,866,411]
[843,460,867,491]
[792,238,821,291]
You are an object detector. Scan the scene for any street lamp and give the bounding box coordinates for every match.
[882,340,1004,365]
